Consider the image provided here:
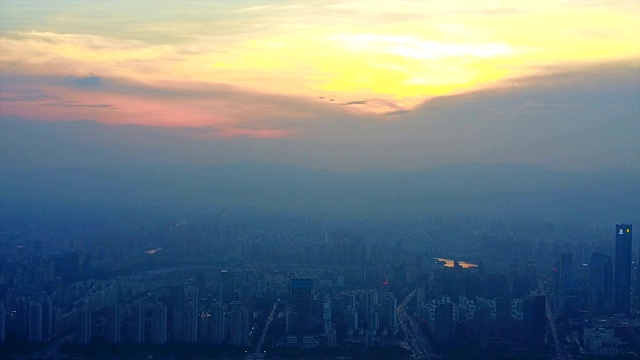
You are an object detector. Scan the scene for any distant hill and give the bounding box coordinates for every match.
[1,162,638,222]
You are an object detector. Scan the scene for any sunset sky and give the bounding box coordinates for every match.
[1,0,639,171]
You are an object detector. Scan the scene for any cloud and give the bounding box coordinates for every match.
[2,63,637,173]
[384,109,409,116]
[342,100,367,105]
[42,102,116,109]
[62,75,105,88]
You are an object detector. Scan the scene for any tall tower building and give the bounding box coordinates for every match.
[182,303,198,343]
[228,306,248,346]
[105,304,121,344]
[0,303,5,344]
[323,298,332,336]
[151,304,167,345]
[129,302,144,343]
[77,306,92,344]
[289,279,313,335]
[380,293,397,330]
[41,297,53,341]
[28,301,43,343]
[614,224,632,314]
[211,301,226,344]
[559,253,574,314]
[590,252,613,314]
[523,295,546,351]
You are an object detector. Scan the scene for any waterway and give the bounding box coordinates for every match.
[434,257,478,269]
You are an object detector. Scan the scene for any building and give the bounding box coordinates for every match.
[28,301,43,343]
[590,252,613,314]
[559,253,573,314]
[211,302,226,344]
[77,308,92,344]
[228,305,249,346]
[151,304,167,344]
[0,303,5,344]
[322,298,332,336]
[182,303,198,343]
[434,302,454,345]
[289,279,313,335]
[105,304,121,344]
[380,293,397,331]
[41,298,53,341]
[129,302,144,343]
[614,224,632,314]
[523,295,546,351]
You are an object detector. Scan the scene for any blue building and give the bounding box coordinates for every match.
[614,224,632,314]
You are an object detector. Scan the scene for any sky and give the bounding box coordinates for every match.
[0,0,639,171]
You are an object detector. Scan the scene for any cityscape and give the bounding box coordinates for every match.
[1,0,639,359]
[0,212,638,359]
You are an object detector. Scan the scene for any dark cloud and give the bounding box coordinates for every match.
[0,89,57,102]
[41,102,117,109]
[342,100,367,105]
[62,75,106,88]
[384,109,409,116]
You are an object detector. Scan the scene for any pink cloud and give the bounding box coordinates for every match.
[0,75,315,138]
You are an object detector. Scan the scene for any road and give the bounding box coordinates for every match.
[538,280,568,360]
[247,300,280,360]
[397,289,439,360]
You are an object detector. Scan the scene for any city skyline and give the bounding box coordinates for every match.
[1,2,639,358]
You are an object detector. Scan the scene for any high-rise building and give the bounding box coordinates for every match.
[28,301,43,343]
[289,279,313,335]
[105,304,121,344]
[220,270,234,303]
[495,298,512,340]
[559,253,573,314]
[523,295,546,351]
[590,252,613,314]
[322,298,332,336]
[211,302,226,344]
[129,302,144,343]
[196,272,206,292]
[16,297,29,337]
[151,304,167,345]
[434,302,454,345]
[228,305,249,346]
[0,303,5,344]
[614,224,632,314]
[182,303,198,343]
[41,298,53,341]
[77,308,92,344]
[380,293,397,330]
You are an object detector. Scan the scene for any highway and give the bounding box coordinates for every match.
[247,300,280,360]
[538,280,568,360]
[397,289,439,360]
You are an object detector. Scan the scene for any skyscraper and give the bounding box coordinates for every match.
[614,224,632,314]
[182,303,198,343]
[559,253,573,314]
[523,295,546,351]
[41,297,53,341]
[590,252,613,314]
[105,304,121,344]
[28,301,43,343]
[151,304,167,344]
[211,301,226,344]
[77,307,92,344]
[0,303,5,344]
[289,278,313,335]
[129,302,144,343]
